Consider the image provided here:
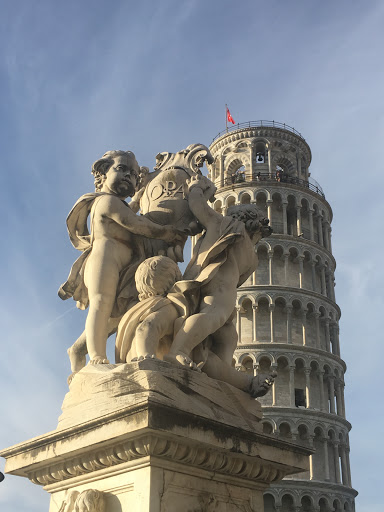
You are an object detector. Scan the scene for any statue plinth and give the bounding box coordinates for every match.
[1,360,310,511]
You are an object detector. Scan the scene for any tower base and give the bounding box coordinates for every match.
[0,360,310,511]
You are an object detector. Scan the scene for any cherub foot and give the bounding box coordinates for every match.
[89,357,110,365]
[131,354,158,362]
[164,352,201,371]
[249,371,277,398]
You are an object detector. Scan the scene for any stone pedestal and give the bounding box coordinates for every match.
[1,360,310,511]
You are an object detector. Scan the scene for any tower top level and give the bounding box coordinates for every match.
[208,120,324,199]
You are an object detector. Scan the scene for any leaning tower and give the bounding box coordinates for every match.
[207,121,357,512]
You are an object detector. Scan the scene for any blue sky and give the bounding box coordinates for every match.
[0,1,383,510]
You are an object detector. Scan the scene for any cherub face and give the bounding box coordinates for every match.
[103,155,139,198]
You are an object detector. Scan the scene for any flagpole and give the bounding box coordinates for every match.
[225,104,228,133]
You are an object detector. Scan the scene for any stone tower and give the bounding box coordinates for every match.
[207,121,357,512]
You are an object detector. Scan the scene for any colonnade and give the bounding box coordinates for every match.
[264,490,354,512]
[250,249,336,301]
[237,356,345,417]
[213,191,332,253]
[237,301,340,355]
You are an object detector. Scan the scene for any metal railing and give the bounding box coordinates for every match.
[223,172,325,198]
[211,120,305,143]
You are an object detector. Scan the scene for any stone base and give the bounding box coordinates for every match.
[1,360,310,511]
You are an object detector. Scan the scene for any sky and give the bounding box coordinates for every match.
[0,1,383,510]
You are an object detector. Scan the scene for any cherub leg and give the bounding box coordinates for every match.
[202,350,252,390]
[209,314,238,366]
[133,305,179,360]
[202,351,277,398]
[84,260,120,364]
[68,331,87,373]
[67,317,121,383]
[166,289,236,368]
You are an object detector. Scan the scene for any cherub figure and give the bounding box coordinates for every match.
[115,255,276,397]
[59,150,183,366]
[164,174,272,371]
[115,255,186,363]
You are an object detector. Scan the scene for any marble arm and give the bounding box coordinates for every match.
[187,186,222,231]
[105,196,177,242]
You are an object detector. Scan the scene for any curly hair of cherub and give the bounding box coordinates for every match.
[227,204,269,234]
[91,150,138,192]
[135,256,182,301]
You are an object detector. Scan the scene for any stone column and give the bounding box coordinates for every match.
[297,152,302,177]
[309,209,314,241]
[219,154,225,188]
[296,205,302,236]
[340,381,346,418]
[271,364,277,406]
[302,308,307,346]
[323,437,330,481]
[253,363,258,377]
[249,143,254,180]
[328,271,336,302]
[324,319,331,352]
[311,260,317,292]
[317,215,324,246]
[346,447,352,487]
[333,442,341,484]
[267,199,273,229]
[323,221,330,250]
[252,271,256,286]
[268,250,273,285]
[289,365,295,407]
[286,305,293,344]
[335,380,343,416]
[326,271,333,300]
[320,265,327,296]
[335,324,341,356]
[328,376,336,414]
[309,435,314,480]
[268,147,273,177]
[318,371,326,411]
[236,306,241,344]
[304,367,311,408]
[284,252,289,284]
[340,444,349,485]
[252,305,258,342]
[269,304,275,343]
[330,323,336,355]
[328,225,333,252]
[282,202,288,234]
[314,312,321,348]
[298,255,304,289]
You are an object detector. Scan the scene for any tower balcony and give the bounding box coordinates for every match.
[222,172,325,199]
[211,120,306,143]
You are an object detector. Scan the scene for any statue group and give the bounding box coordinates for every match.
[59,144,275,399]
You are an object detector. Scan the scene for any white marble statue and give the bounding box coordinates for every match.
[114,172,275,397]
[59,145,276,399]
[58,150,184,367]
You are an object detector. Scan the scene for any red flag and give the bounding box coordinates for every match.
[226,106,235,124]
